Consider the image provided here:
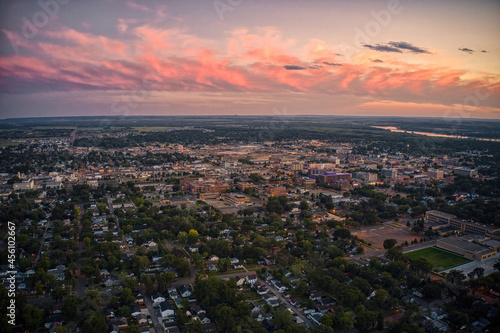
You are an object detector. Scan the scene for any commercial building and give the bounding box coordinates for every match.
[181,178,231,194]
[427,169,444,179]
[353,171,378,182]
[224,193,250,205]
[13,179,34,191]
[265,186,287,197]
[425,210,500,236]
[454,168,478,178]
[436,237,496,261]
[308,168,352,188]
[381,168,398,179]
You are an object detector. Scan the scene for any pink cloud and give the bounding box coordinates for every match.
[1,23,499,112]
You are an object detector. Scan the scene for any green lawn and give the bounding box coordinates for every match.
[405,247,472,272]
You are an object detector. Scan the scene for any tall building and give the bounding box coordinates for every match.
[427,169,444,179]
[381,168,398,179]
[454,168,478,178]
[425,210,500,236]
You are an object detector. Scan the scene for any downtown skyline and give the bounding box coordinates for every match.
[0,0,499,119]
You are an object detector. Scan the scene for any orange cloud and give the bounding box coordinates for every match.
[1,23,499,114]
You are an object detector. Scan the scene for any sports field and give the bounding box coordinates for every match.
[405,247,472,272]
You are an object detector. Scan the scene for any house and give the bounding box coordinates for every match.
[262,319,276,331]
[262,293,278,304]
[109,317,128,331]
[191,304,206,316]
[203,323,217,333]
[208,255,219,263]
[178,285,192,298]
[44,314,63,329]
[133,291,144,304]
[151,291,166,305]
[165,323,181,333]
[198,313,211,324]
[308,313,323,325]
[135,313,148,325]
[234,276,245,287]
[159,301,175,318]
[188,245,199,253]
[102,276,119,287]
[230,258,240,265]
[274,282,286,293]
[208,264,217,272]
[257,285,269,295]
[146,240,157,248]
[262,272,273,281]
[246,274,257,285]
[263,256,275,266]
[309,291,327,301]
[168,287,179,300]
[130,305,142,316]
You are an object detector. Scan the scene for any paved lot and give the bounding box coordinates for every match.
[442,251,500,278]
[352,224,421,250]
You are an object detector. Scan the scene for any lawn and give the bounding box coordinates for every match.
[405,247,472,272]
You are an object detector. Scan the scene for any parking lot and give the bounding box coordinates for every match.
[351,224,420,250]
[442,251,500,279]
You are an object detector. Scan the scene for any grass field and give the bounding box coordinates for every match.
[405,247,472,272]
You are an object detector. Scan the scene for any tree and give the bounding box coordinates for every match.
[471,267,485,279]
[23,305,42,331]
[188,229,199,244]
[448,310,469,331]
[62,295,81,321]
[383,239,397,250]
[81,311,107,333]
[494,260,500,272]
[143,275,154,295]
[354,309,377,332]
[52,286,69,302]
[272,309,294,330]
[119,287,136,306]
[447,269,466,286]
[131,255,150,276]
[422,283,441,299]
[333,228,351,240]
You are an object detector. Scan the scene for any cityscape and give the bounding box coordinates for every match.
[0,1,500,333]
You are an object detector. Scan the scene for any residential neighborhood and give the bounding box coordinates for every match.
[1,120,500,333]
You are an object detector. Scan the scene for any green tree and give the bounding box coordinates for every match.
[188,229,199,244]
[383,239,397,250]
[81,311,107,333]
[62,295,81,321]
[23,305,42,331]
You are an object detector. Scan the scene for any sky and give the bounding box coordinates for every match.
[0,0,499,119]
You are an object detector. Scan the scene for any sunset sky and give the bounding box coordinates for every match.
[0,0,499,119]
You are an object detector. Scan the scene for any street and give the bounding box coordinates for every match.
[259,278,315,328]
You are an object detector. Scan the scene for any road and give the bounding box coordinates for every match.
[259,278,315,328]
[35,220,51,261]
[106,194,129,251]
[141,286,164,333]
[76,204,87,297]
